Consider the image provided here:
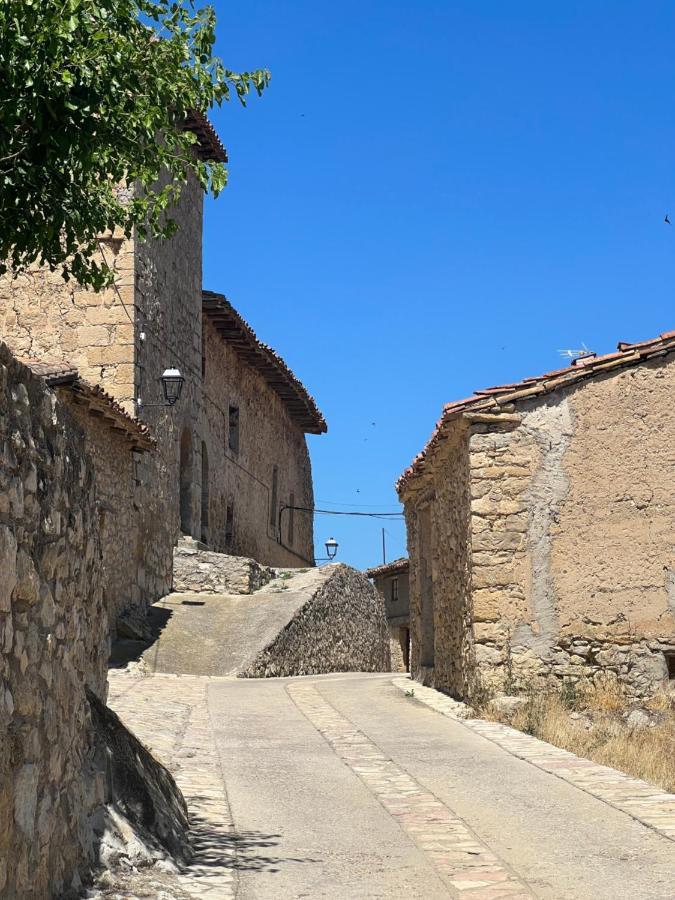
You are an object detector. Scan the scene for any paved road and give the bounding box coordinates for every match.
[208,673,675,900]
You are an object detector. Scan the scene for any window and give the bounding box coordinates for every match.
[228,405,239,455]
[288,492,295,545]
[390,577,399,603]
[270,465,279,530]
[665,652,675,681]
[225,502,234,548]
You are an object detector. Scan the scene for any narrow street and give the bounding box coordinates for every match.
[108,671,675,899]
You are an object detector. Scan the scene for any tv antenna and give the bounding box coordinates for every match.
[558,342,595,362]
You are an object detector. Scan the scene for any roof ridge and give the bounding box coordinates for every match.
[397,328,675,493]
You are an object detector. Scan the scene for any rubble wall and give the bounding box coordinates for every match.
[0,346,108,898]
[242,565,390,677]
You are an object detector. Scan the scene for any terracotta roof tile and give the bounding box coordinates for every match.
[397,329,675,493]
[365,557,409,579]
[184,110,227,163]
[202,291,327,434]
[22,359,154,451]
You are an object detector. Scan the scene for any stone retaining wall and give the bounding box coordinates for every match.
[242,565,391,677]
[0,345,108,897]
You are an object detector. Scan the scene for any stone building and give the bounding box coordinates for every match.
[398,332,675,699]
[365,558,410,672]
[0,115,326,620]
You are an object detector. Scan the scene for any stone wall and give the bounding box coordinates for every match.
[201,315,316,566]
[242,565,391,677]
[131,172,205,598]
[403,356,675,700]
[65,396,147,625]
[403,421,474,696]
[0,345,108,898]
[0,234,136,409]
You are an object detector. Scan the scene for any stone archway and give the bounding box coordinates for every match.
[179,428,193,535]
[201,441,209,545]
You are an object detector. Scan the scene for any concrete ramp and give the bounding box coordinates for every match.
[139,564,390,678]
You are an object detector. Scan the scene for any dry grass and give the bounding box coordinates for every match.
[481,681,675,793]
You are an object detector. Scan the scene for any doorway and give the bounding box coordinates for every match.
[201,442,209,544]
[179,428,193,535]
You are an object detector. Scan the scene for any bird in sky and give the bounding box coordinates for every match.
[665,214,671,224]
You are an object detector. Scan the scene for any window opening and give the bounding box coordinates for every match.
[270,465,279,530]
[391,577,399,603]
[288,492,295,545]
[228,405,239,455]
[225,502,234,548]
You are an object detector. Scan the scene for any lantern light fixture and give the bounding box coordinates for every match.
[325,537,338,560]
[136,367,185,409]
[160,368,185,406]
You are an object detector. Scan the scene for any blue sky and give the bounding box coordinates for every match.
[202,1,675,570]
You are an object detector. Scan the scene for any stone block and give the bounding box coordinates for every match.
[0,525,17,611]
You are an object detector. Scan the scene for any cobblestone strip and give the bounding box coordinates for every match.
[107,671,236,899]
[288,682,533,899]
[392,677,675,843]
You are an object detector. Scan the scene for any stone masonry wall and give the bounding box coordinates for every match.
[242,565,390,677]
[65,396,146,625]
[201,316,315,566]
[440,356,675,700]
[131,172,205,598]
[0,234,136,409]
[0,345,108,898]
[404,421,474,696]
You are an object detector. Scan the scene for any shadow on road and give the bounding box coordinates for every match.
[187,812,320,875]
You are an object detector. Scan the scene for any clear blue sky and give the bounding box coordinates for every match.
[202,1,675,570]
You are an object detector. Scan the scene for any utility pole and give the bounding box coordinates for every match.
[382,527,386,565]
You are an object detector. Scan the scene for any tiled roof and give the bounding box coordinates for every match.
[365,557,409,579]
[397,329,675,493]
[202,291,327,435]
[184,110,227,163]
[22,360,154,452]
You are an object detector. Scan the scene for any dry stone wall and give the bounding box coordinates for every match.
[0,345,108,898]
[173,542,275,594]
[242,565,390,677]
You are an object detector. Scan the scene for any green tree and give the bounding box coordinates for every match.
[0,0,269,289]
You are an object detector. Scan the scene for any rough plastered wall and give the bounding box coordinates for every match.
[201,316,315,566]
[64,396,146,625]
[0,233,136,408]
[0,346,108,898]
[131,172,205,596]
[468,355,675,698]
[402,420,474,697]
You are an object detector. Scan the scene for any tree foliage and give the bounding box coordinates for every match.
[0,0,269,288]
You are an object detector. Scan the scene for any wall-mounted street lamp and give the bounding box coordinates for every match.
[325,537,338,559]
[137,368,185,409]
[160,368,185,406]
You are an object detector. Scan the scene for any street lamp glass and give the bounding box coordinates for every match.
[161,368,185,406]
[325,537,338,559]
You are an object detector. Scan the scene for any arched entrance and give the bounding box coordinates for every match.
[179,428,193,535]
[201,441,209,544]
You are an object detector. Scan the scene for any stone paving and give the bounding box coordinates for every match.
[288,681,533,899]
[104,670,236,899]
[392,676,675,844]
